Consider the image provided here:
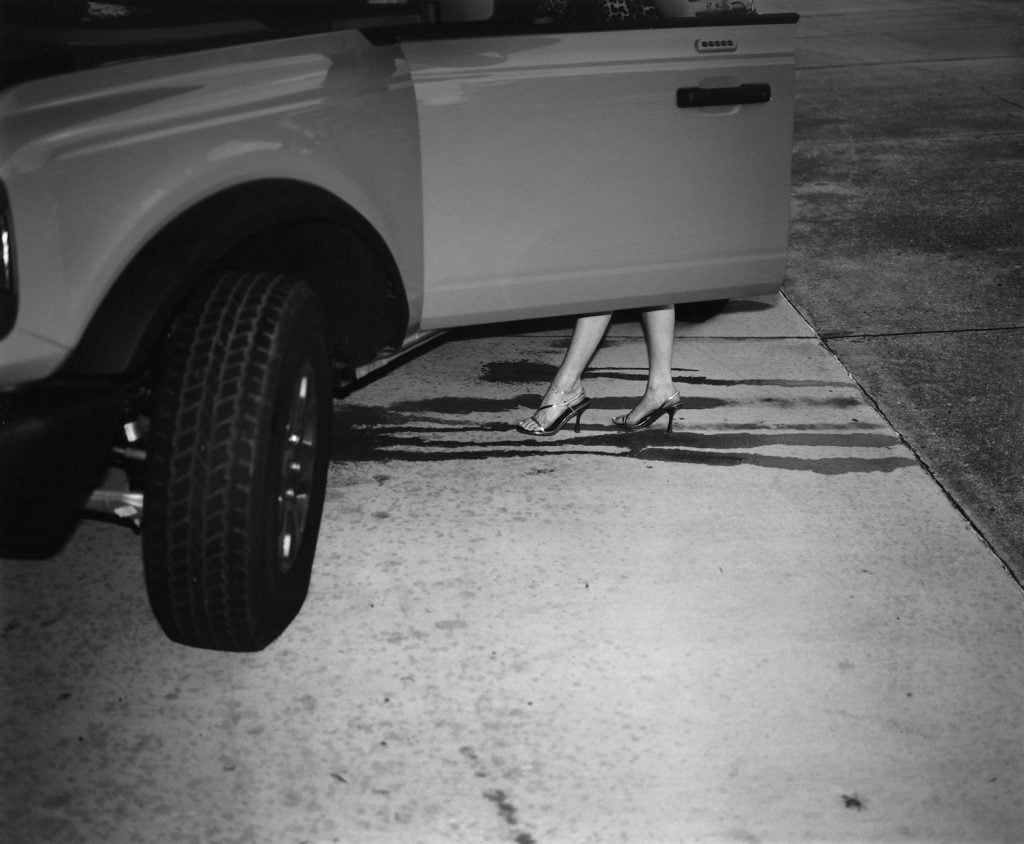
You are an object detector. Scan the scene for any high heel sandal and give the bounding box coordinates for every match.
[613,390,684,433]
[516,389,591,437]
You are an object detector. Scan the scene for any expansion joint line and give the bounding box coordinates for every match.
[821,324,1024,342]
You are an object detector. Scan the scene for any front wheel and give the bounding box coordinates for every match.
[143,271,332,651]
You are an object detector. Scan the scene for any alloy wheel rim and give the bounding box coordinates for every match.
[277,362,317,574]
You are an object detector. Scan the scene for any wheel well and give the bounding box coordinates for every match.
[62,179,409,378]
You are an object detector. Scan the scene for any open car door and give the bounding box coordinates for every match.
[399,7,799,327]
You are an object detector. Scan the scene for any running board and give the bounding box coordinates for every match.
[335,329,446,386]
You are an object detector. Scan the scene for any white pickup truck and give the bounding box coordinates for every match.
[0,0,797,650]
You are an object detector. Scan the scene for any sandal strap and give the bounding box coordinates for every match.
[620,390,682,424]
[535,389,585,412]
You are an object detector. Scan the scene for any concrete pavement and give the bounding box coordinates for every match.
[3,295,1024,841]
[769,0,1024,579]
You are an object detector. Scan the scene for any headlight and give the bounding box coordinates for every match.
[0,189,16,340]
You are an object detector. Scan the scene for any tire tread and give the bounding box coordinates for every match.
[144,271,329,650]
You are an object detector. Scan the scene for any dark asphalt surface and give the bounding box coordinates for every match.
[773,0,1024,580]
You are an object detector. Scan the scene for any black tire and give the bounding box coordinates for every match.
[143,271,332,651]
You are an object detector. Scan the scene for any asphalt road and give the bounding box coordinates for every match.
[769,0,1024,580]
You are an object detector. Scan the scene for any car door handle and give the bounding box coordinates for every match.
[676,83,772,109]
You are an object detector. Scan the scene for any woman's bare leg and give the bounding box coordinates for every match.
[617,304,679,425]
[518,312,612,432]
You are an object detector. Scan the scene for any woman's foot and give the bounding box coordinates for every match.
[612,388,683,431]
[517,387,590,436]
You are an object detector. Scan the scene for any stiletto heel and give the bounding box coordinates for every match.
[517,390,591,437]
[613,391,684,432]
[665,404,681,434]
[572,405,587,433]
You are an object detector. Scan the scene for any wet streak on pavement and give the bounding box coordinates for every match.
[333,354,915,475]
[480,360,852,389]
